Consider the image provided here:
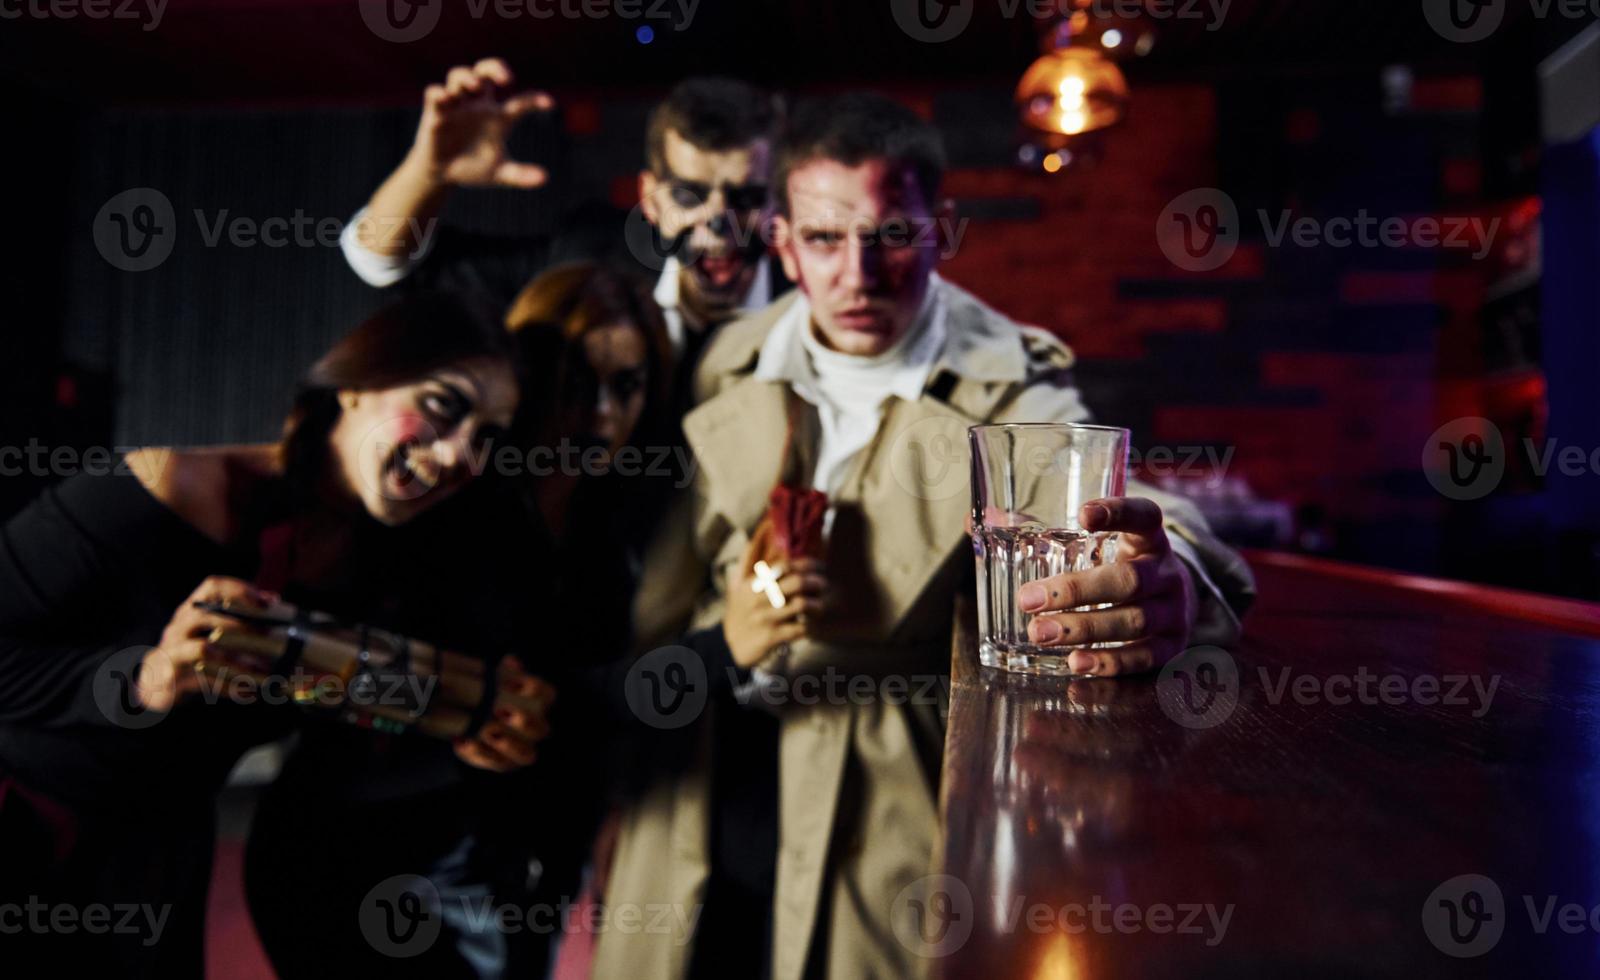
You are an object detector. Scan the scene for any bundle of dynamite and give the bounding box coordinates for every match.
[192,599,542,739]
[768,485,829,561]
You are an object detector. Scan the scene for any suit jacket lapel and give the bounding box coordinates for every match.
[841,393,980,638]
[682,378,791,536]
[830,283,1022,637]
[682,279,1026,639]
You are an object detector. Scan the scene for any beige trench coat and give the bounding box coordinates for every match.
[596,280,1257,980]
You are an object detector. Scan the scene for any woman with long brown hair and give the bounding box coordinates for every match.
[0,291,549,976]
[506,260,675,537]
[244,262,677,977]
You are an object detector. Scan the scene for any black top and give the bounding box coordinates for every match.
[0,464,547,816]
[0,469,288,815]
[248,475,541,806]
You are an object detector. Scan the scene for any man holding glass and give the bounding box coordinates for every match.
[600,92,1256,979]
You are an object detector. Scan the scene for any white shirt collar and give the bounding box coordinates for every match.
[754,273,948,405]
[654,256,774,356]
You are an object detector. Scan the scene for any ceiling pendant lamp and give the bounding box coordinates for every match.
[1016,46,1129,139]
[1016,1,1150,173]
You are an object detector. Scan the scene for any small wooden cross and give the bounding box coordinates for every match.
[751,560,787,609]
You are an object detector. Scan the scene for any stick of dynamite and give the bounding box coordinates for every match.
[196,601,546,740]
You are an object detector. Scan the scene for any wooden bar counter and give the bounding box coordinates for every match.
[932,551,1600,979]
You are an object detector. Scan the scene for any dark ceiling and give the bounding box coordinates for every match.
[0,0,1586,107]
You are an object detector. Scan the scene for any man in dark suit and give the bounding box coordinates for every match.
[341,58,787,379]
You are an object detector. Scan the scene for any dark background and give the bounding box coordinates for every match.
[2,0,1597,597]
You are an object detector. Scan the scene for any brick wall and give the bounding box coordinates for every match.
[928,78,1540,584]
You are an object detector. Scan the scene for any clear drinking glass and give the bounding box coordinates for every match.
[969,423,1130,675]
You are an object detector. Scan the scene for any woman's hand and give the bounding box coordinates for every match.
[453,659,555,772]
[723,524,829,670]
[137,575,275,713]
[1016,497,1199,677]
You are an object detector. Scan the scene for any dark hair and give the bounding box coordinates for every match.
[645,77,781,175]
[281,291,514,500]
[772,92,946,215]
[504,262,671,448]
